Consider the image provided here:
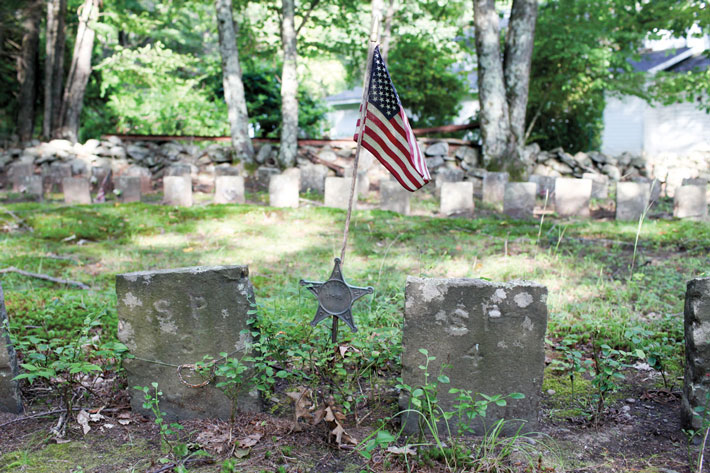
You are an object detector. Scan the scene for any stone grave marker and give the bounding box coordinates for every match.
[44,162,72,193]
[255,167,280,190]
[344,167,369,198]
[300,164,328,194]
[9,162,34,191]
[124,165,152,194]
[554,178,591,217]
[116,176,142,203]
[616,181,650,221]
[482,172,509,204]
[682,278,710,430]
[324,177,356,210]
[214,176,245,204]
[440,181,474,216]
[0,283,23,413]
[503,182,536,219]
[91,166,113,194]
[164,175,193,207]
[582,173,609,199]
[62,177,92,205]
[116,266,261,420]
[435,168,464,196]
[666,167,696,198]
[269,168,300,208]
[401,277,547,434]
[528,175,555,199]
[380,180,411,215]
[674,185,708,220]
[19,175,43,200]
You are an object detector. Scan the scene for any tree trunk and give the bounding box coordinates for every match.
[215,0,254,162]
[473,0,513,171]
[504,0,537,160]
[380,0,396,63]
[57,0,99,143]
[278,0,298,168]
[44,0,67,139]
[16,2,42,143]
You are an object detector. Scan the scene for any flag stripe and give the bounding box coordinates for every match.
[368,105,411,152]
[362,115,426,188]
[361,138,418,191]
[397,109,430,180]
[362,124,425,189]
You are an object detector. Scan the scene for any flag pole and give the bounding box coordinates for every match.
[331,10,380,345]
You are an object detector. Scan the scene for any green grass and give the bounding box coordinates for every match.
[1,199,707,470]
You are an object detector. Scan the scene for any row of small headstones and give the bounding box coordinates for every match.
[5,161,709,221]
[2,270,709,434]
[441,172,709,221]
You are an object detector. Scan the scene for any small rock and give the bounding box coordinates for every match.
[425,156,445,170]
[425,141,449,157]
[547,389,556,395]
[602,164,621,181]
[255,145,273,164]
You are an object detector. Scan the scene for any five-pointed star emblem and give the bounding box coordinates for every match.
[299,258,373,333]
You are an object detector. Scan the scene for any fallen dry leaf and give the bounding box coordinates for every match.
[286,387,313,422]
[233,448,250,459]
[330,423,357,446]
[196,428,231,455]
[312,407,325,425]
[77,410,91,435]
[387,446,416,455]
[238,433,262,448]
[118,419,131,426]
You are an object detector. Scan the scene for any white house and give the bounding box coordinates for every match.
[601,32,710,159]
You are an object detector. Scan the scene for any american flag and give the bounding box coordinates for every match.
[354,46,430,191]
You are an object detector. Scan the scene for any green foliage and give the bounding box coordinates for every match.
[651,64,710,113]
[388,34,467,128]
[526,0,704,152]
[96,42,229,136]
[242,64,327,139]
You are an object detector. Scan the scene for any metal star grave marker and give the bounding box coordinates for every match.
[300,258,373,340]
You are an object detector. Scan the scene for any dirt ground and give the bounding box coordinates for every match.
[0,363,697,473]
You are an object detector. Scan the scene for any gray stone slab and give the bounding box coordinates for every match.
[269,169,300,208]
[9,162,34,191]
[435,168,465,197]
[666,167,696,198]
[62,177,91,205]
[402,277,547,434]
[683,278,710,430]
[674,185,708,220]
[116,176,141,203]
[503,182,536,219]
[554,178,591,217]
[18,175,43,200]
[528,175,555,199]
[616,181,650,221]
[582,173,609,199]
[482,172,509,204]
[124,166,152,194]
[116,266,261,420]
[440,181,474,216]
[631,177,661,205]
[0,283,23,413]
[164,175,193,207]
[344,167,370,197]
[324,177,356,210]
[92,166,114,194]
[166,163,192,177]
[255,167,280,190]
[300,164,328,194]
[214,176,245,204]
[380,181,411,215]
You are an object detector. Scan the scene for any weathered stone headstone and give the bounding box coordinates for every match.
[631,177,661,205]
[18,175,43,200]
[9,162,34,191]
[528,175,555,199]
[163,175,193,207]
[554,178,591,217]
[324,177,356,210]
[440,181,474,216]
[380,181,411,215]
[401,277,547,434]
[124,166,152,194]
[616,181,650,221]
[582,173,609,199]
[91,166,114,194]
[344,167,370,198]
[666,167,696,198]
[674,185,708,220]
[0,283,23,414]
[214,176,245,204]
[503,182,536,219]
[62,177,92,205]
[435,167,465,197]
[116,266,260,420]
[45,162,72,193]
[269,169,300,208]
[300,164,328,194]
[116,176,142,203]
[682,278,710,430]
[255,166,280,190]
[482,172,509,204]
